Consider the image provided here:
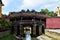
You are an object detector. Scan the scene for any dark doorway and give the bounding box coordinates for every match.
[42,25,45,34]
[16,25,20,36]
[36,25,39,36]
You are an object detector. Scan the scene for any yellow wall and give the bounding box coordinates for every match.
[56,7,60,16]
[0,4,2,18]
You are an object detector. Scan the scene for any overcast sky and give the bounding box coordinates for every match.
[2,0,60,15]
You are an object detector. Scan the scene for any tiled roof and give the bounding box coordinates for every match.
[9,12,48,18]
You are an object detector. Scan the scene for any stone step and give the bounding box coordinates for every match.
[45,31,60,40]
[37,35,52,40]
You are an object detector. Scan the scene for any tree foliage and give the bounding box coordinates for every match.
[40,9,54,16]
[40,9,49,14]
[48,11,54,16]
[0,19,12,27]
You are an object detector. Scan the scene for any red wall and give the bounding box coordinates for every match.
[46,18,60,29]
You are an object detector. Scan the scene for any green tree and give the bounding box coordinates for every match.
[0,19,12,27]
[40,9,54,16]
[48,11,54,16]
[40,9,49,14]
[3,21,12,27]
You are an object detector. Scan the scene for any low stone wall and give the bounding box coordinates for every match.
[0,30,10,38]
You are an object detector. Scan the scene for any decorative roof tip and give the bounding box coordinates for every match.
[20,9,37,13]
[0,0,4,6]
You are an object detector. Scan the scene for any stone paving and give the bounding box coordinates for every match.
[45,29,60,40]
[46,29,60,33]
[37,35,52,40]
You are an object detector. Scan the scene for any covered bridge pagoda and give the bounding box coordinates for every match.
[9,10,47,37]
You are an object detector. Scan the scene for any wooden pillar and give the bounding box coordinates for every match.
[42,25,45,34]
[20,24,22,36]
[39,25,42,35]
[31,25,33,37]
[32,17,37,37]
[39,19,42,35]
[23,26,25,37]
[20,25,24,37]
[10,25,14,34]
[36,25,39,36]
[33,23,36,37]
[20,24,22,35]
[16,25,20,36]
